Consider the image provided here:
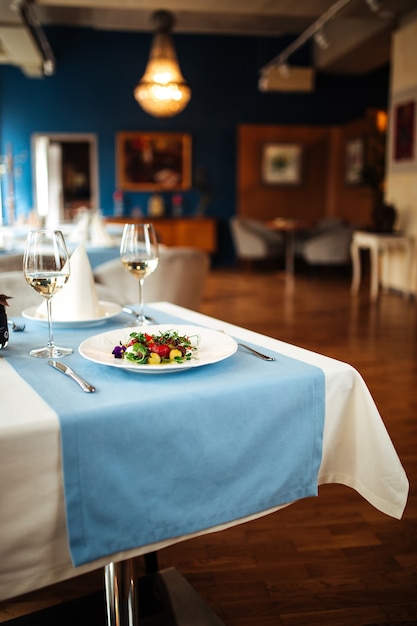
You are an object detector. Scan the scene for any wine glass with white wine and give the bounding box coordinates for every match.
[120,223,159,325]
[23,229,73,358]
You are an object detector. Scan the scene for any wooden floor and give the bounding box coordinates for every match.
[1,266,416,625]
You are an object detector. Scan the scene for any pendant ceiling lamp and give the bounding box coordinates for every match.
[134,10,191,118]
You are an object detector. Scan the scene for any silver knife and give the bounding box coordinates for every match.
[48,360,96,393]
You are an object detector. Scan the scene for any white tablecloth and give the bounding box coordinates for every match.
[0,303,408,601]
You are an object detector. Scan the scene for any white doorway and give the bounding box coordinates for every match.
[32,133,99,226]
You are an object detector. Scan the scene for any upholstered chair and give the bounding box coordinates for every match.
[93,245,210,311]
[229,217,284,264]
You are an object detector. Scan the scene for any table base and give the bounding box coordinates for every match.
[3,568,225,626]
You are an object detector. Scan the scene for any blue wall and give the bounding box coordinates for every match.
[0,26,389,262]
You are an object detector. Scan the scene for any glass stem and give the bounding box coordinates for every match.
[138,279,145,324]
[46,297,55,350]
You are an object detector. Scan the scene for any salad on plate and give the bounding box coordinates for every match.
[112,329,199,366]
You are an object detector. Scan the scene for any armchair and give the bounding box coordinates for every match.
[94,245,210,311]
[229,217,284,265]
[0,271,40,317]
[0,246,210,315]
[295,218,354,266]
[0,253,24,272]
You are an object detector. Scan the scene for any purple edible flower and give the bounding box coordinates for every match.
[112,345,126,359]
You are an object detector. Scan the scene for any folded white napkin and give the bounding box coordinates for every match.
[36,243,103,321]
[68,209,91,244]
[68,210,115,247]
[90,212,114,246]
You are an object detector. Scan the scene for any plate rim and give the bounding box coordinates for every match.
[78,323,238,374]
[22,300,122,325]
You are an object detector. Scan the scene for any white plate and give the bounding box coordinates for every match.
[22,301,122,328]
[78,324,238,374]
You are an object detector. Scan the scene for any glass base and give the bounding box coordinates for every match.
[29,345,74,358]
[125,313,155,327]
[127,319,154,328]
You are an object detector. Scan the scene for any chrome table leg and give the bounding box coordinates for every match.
[104,559,138,626]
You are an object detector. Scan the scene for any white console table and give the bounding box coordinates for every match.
[350,230,413,301]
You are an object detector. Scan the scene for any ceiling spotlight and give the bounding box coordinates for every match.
[134,10,191,118]
[364,0,381,13]
[43,59,55,76]
[9,0,23,11]
[314,28,330,50]
[278,63,290,77]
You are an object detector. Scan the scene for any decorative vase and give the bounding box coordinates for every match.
[147,194,165,217]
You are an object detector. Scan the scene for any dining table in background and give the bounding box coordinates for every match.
[265,217,313,273]
[0,302,408,626]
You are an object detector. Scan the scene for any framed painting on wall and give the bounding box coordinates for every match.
[117,132,192,191]
[388,87,417,173]
[344,136,365,185]
[393,99,415,160]
[261,143,303,186]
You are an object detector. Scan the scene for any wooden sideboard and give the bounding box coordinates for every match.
[105,217,217,254]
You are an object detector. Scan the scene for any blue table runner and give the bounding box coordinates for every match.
[6,307,325,566]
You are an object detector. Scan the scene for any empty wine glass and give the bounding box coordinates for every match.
[120,223,159,325]
[23,229,73,358]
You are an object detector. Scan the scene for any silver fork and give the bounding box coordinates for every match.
[220,330,276,361]
[8,321,26,332]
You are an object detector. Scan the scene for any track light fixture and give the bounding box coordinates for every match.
[10,0,55,75]
[261,0,355,75]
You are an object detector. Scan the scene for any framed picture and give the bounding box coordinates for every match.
[393,99,415,160]
[388,87,417,173]
[117,132,192,191]
[261,143,303,186]
[345,136,365,185]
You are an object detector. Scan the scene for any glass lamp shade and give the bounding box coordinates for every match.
[134,31,191,118]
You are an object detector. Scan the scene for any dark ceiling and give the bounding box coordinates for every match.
[1,0,417,77]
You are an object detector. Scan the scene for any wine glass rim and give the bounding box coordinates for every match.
[122,222,156,230]
[27,228,65,234]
